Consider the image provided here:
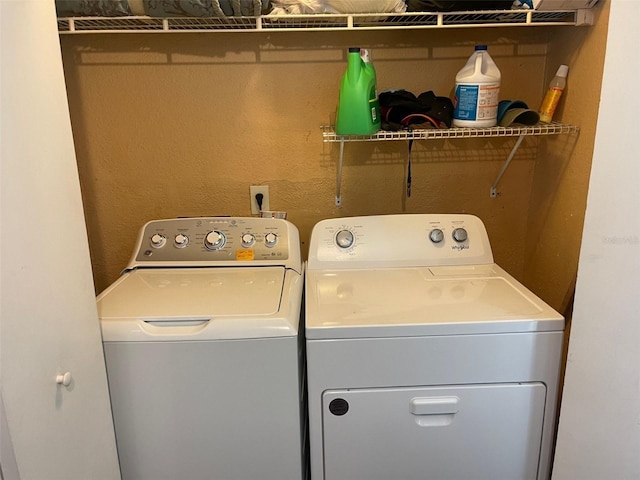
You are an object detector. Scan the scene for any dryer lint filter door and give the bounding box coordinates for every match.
[322,383,545,480]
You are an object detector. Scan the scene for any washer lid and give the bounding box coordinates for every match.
[305,265,564,339]
[98,267,302,341]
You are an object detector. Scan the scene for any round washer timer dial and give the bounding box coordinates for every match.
[204,230,226,250]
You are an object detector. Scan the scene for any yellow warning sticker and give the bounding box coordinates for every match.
[236,249,254,261]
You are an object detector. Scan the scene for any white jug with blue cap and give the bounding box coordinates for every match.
[453,45,501,128]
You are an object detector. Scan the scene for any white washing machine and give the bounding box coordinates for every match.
[305,214,564,480]
[97,217,308,480]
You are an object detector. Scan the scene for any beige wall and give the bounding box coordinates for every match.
[524,2,609,313]
[60,11,608,300]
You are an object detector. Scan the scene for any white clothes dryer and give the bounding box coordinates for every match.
[305,214,564,480]
[98,217,307,480]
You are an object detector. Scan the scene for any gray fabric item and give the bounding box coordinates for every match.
[143,0,219,17]
[56,0,274,17]
[56,0,132,16]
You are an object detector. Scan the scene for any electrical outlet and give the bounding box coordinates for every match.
[250,185,270,214]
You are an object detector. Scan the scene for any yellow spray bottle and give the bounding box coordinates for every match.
[539,65,569,123]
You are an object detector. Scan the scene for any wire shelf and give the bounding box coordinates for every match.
[57,9,588,34]
[323,122,580,204]
[321,123,579,143]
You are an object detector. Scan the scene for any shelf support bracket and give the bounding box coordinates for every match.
[335,139,345,207]
[490,134,525,198]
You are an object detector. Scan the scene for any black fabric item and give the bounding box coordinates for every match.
[379,90,453,130]
[407,139,413,198]
[381,120,409,131]
[417,91,454,127]
[406,1,514,12]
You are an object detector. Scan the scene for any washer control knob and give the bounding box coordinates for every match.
[174,233,189,248]
[150,234,166,249]
[241,233,256,248]
[204,230,226,250]
[264,232,278,248]
[452,227,468,243]
[336,230,355,249]
[429,228,444,244]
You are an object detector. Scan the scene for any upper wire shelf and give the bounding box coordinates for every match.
[57,9,592,34]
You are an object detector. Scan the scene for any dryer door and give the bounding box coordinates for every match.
[322,383,545,480]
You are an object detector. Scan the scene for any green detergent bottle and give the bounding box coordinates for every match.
[336,47,381,135]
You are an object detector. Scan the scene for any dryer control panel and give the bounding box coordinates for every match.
[127,217,301,272]
[308,214,494,270]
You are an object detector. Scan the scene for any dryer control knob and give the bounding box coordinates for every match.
[429,228,444,244]
[241,233,256,248]
[265,232,278,248]
[336,230,354,249]
[452,227,468,243]
[174,234,189,248]
[204,230,226,250]
[150,234,166,248]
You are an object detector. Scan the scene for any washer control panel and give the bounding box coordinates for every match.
[308,214,494,269]
[128,217,300,270]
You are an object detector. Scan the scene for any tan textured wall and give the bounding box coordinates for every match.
[524,2,610,312]
[59,24,601,296]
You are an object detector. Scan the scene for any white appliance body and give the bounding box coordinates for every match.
[98,217,307,480]
[305,214,564,480]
